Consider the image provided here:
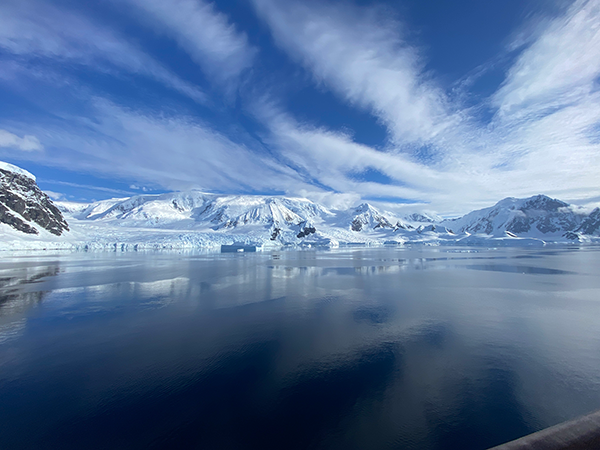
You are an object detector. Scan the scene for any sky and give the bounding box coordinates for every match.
[0,0,599,215]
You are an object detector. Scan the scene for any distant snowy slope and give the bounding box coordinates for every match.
[402,212,441,224]
[441,195,586,237]
[58,192,334,232]
[202,196,332,230]
[332,203,394,231]
[56,192,599,244]
[3,162,600,251]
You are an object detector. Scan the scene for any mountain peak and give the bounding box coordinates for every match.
[354,202,375,213]
[0,163,69,236]
[520,194,568,212]
[0,161,36,181]
[442,194,581,236]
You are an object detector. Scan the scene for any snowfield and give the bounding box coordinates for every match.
[1,190,598,252]
[1,161,599,252]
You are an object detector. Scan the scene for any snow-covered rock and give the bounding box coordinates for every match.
[576,208,600,236]
[441,195,586,238]
[0,162,69,236]
[1,162,599,252]
[0,161,36,181]
[338,203,394,232]
[402,212,441,224]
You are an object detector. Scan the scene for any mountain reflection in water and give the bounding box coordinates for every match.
[0,247,599,450]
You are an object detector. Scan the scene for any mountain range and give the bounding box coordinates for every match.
[1,161,599,251]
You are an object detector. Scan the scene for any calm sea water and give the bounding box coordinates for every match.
[1,247,600,450]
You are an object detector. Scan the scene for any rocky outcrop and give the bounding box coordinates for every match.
[441,195,585,237]
[350,203,394,231]
[576,208,600,236]
[297,225,316,238]
[0,165,69,236]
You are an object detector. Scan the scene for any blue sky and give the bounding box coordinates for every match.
[0,0,599,215]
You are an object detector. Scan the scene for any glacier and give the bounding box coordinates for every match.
[1,161,599,252]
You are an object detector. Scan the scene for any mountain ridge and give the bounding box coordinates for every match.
[1,161,599,250]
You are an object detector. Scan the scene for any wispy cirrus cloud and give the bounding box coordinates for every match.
[121,0,257,92]
[250,0,600,213]
[251,0,459,146]
[0,130,43,151]
[493,0,600,117]
[10,98,308,196]
[1,0,599,215]
[0,0,206,104]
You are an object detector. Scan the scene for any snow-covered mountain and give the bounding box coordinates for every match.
[0,162,69,236]
[441,195,587,238]
[1,161,600,251]
[58,191,332,233]
[341,203,394,231]
[28,190,600,250]
[402,212,441,224]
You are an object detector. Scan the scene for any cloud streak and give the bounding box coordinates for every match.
[493,0,600,117]
[0,0,206,104]
[11,98,310,197]
[0,130,43,151]
[252,0,459,146]
[250,0,600,213]
[1,0,599,215]
[122,0,257,91]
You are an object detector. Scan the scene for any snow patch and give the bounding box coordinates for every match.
[0,161,36,180]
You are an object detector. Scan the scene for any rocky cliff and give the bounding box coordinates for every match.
[0,162,69,236]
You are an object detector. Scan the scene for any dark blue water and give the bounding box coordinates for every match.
[1,247,600,449]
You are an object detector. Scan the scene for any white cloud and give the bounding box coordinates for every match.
[14,98,312,196]
[251,99,476,211]
[122,0,257,91]
[42,180,134,196]
[0,0,206,104]
[0,130,42,151]
[493,0,600,116]
[296,190,361,211]
[248,0,600,214]
[42,190,65,201]
[252,0,458,146]
[2,0,600,215]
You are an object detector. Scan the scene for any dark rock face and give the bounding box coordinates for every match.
[576,208,600,235]
[0,203,39,234]
[506,217,531,234]
[351,218,364,232]
[270,227,281,240]
[393,221,414,231]
[351,203,393,232]
[563,231,580,241]
[505,195,579,235]
[297,226,316,238]
[453,195,583,236]
[0,168,69,236]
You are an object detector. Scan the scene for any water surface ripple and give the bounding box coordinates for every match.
[1,247,599,449]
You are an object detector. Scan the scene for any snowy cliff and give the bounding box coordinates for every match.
[0,162,69,236]
[440,195,587,239]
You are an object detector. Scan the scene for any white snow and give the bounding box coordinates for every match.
[2,176,600,252]
[0,161,36,180]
